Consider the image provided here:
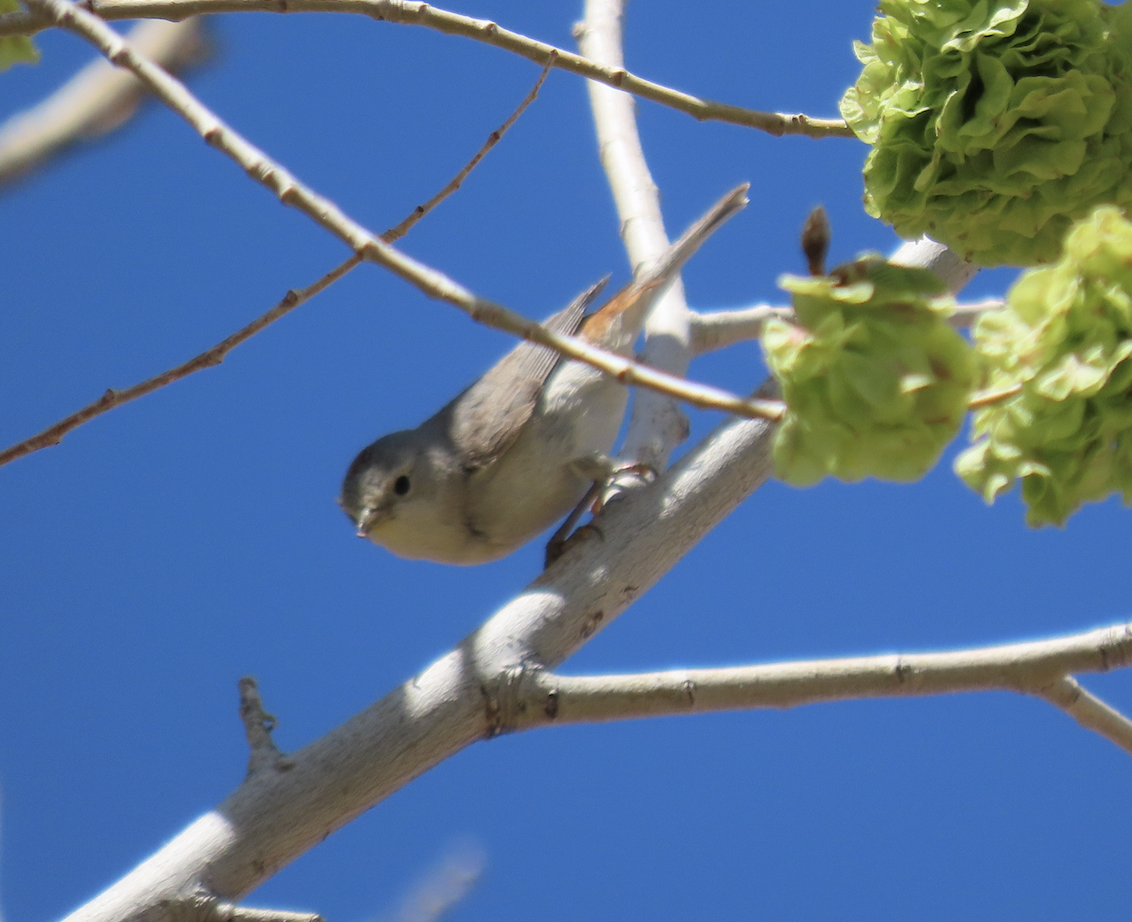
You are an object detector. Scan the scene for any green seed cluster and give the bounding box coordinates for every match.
[840,0,1132,267]
[956,205,1132,524]
[765,258,976,486]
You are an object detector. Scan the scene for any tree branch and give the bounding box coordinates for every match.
[578,0,694,478]
[1037,676,1132,756]
[687,295,1005,355]
[0,0,853,139]
[202,903,321,922]
[21,0,784,433]
[237,678,289,778]
[0,18,205,189]
[61,387,781,922]
[0,56,553,468]
[493,623,1132,737]
[0,256,358,468]
[689,305,791,354]
[381,53,554,244]
[890,237,979,294]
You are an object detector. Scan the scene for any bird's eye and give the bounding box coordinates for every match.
[393,475,411,496]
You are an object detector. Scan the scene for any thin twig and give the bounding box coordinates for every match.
[1036,676,1132,757]
[0,54,553,467]
[949,297,1005,328]
[0,0,853,139]
[0,18,205,189]
[968,382,1023,410]
[22,0,785,429]
[382,52,554,244]
[0,257,357,467]
[383,843,486,922]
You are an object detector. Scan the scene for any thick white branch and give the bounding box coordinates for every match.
[578,0,693,475]
[63,398,780,922]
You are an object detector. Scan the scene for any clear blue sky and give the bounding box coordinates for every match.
[3,1,1131,920]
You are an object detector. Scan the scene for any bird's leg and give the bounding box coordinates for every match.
[544,481,602,568]
[543,457,655,568]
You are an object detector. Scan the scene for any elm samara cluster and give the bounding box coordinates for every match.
[764,258,976,486]
[841,0,1132,266]
[957,206,1132,525]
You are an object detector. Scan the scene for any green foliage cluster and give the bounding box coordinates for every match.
[956,205,1132,524]
[841,0,1132,267]
[764,257,976,487]
[0,0,38,71]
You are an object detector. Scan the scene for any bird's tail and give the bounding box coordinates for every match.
[580,183,749,353]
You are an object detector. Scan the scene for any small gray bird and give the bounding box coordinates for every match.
[339,184,749,564]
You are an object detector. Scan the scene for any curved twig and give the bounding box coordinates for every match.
[0,0,853,139]
[0,54,553,467]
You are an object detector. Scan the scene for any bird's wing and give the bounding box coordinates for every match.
[445,277,609,472]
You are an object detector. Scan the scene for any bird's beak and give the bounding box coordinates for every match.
[356,506,379,539]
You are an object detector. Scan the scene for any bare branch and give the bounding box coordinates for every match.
[689,305,791,354]
[0,55,552,467]
[890,236,979,293]
[688,294,1004,356]
[61,388,781,922]
[0,255,358,468]
[1036,676,1132,757]
[968,382,1023,410]
[0,18,205,188]
[13,4,783,468]
[496,622,1132,733]
[949,297,1005,328]
[0,0,853,139]
[577,0,693,479]
[382,52,554,244]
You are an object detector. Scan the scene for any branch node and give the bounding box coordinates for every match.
[238,677,292,777]
[579,608,605,640]
[482,664,532,737]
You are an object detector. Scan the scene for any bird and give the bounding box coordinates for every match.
[339,183,749,565]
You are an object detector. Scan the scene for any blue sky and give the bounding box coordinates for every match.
[3,1,1131,920]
